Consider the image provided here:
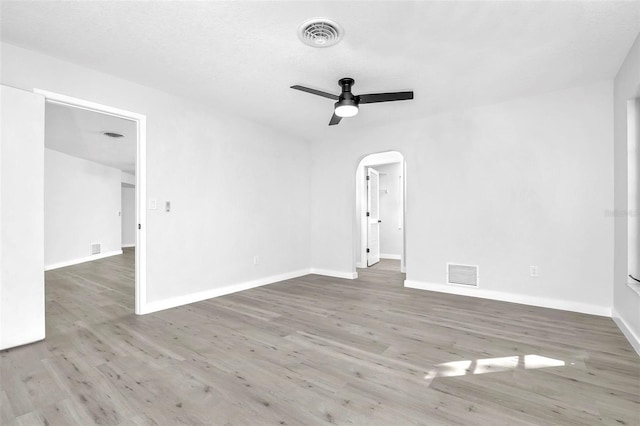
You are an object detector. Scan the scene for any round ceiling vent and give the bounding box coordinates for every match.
[298,18,342,48]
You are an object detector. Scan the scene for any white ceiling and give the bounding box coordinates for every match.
[45,102,137,174]
[3,1,640,139]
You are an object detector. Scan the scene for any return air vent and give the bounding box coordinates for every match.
[447,263,479,287]
[91,243,101,255]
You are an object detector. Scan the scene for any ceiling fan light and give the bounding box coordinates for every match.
[335,98,359,118]
[335,104,358,118]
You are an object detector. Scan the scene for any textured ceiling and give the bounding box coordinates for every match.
[3,1,640,139]
[45,103,137,174]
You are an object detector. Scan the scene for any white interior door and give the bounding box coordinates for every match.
[367,168,381,266]
[1,85,46,350]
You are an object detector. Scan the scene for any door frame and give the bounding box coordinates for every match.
[34,89,148,315]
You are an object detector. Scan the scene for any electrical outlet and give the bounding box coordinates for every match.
[530,265,539,278]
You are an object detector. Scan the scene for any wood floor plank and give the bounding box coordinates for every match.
[1,253,638,425]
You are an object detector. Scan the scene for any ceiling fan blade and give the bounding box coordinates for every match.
[357,91,414,104]
[329,112,342,126]
[291,85,339,100]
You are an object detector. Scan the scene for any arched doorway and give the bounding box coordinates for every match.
[354,151,406,273]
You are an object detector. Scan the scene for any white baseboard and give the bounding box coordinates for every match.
[309,268,358,280]
[356,261,367,269]
[121,244,136,248]
[612,309,640,356]
[142,269,311,314]
[45,250,123,271]
[380,254,401,260]
[404,280,611,317]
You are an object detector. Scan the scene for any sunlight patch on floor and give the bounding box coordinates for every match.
[424,354,566,381]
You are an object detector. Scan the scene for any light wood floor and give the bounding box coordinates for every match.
[1,252,638,425]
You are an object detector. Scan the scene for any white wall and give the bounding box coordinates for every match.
[45,149,122,268]
[1,42,627,332]
[376,162,403,258]
[1,85,45,350]
[121,185,136,247]
[2,43,311,310]
[613,33,640,353]
[311,80,614,316]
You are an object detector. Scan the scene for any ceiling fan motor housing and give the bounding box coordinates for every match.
[338,77,357,104]
[335,79,359,117]
[339,77,355,93]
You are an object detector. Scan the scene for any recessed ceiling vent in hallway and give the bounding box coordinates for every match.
[298,18,342,48]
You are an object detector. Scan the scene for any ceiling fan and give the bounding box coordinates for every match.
[291,78,414,126]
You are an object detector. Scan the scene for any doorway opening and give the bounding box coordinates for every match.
[37,89,147,315]
[355,151,406,273]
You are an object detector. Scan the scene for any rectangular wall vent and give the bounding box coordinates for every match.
[447,263,479,287]
[91,243,101,255]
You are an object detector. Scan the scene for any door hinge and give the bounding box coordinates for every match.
[138,224,141,230]
[366,212,370,217]
[366,176,370,181]
[366,248,370,253]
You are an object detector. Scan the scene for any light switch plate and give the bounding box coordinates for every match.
[149,198,157,210]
